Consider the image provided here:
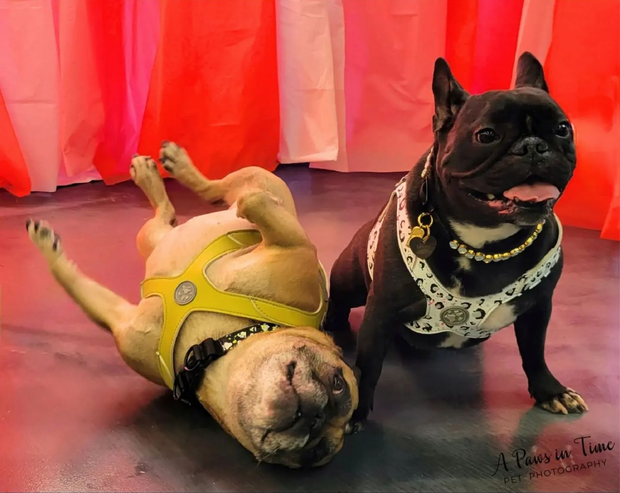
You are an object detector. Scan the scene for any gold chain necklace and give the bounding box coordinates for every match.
[449,221,545,263]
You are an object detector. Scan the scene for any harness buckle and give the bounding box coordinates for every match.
[172,325,277,404]
[184,338,224,371]
[174,338,226,404]
[184,344,205,371]
[201,338,224,359]
[172,370,194,404]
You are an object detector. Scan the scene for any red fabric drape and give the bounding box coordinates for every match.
[545,0,620,240]
[0,0,279,191]
[1,0,617,241]
[86,0,160,184]
[446,0,524,93]
[57,0,160,185]
[137,0,280,179]
[0,89,30,197]
[445,0,478,92]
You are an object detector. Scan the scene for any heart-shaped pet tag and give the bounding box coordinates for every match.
[409,226,425,240]
[410,236,437,259]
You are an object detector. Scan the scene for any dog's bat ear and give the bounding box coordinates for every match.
[515,52,549,92]
[432,58,469,134]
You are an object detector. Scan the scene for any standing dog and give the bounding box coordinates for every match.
[324,53,587,428]
[27,142,358,468]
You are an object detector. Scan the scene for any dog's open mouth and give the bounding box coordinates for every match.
[467,177,560,212]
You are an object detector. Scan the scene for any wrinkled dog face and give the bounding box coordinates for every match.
[431,52,576,227]
[226,331,358,468]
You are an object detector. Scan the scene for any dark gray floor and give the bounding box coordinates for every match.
[1,166,618,492]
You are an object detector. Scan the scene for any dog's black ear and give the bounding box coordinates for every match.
[432,58,469,133]
[515,52,549,92]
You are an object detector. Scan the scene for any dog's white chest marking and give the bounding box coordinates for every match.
[456,257,472,272]
[478,302,517,331]
[437,333,470,349]
[366,179,563,341]
[449,221,521,248]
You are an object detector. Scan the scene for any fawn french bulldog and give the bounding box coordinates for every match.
[28,142,358,468]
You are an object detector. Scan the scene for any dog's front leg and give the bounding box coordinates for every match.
[26,219,163,384]
[514,296,588,414]
[349,295,397,432]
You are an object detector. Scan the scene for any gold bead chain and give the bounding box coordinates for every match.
[449,221,545,263]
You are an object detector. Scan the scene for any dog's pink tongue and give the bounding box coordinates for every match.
[503,183,560,202]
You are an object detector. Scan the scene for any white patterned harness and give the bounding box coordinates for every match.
[367,179,563,339]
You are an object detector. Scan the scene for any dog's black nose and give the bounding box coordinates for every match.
[511,137,549,156]
[308,409,326,431]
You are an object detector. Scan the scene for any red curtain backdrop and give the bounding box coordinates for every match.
[137,0,280,179]
[0,89,29,197]
[544,0,620,241]
[0,0,617,239]
[0,0,278,191]
[57,0,160,186]
[446,0,525,93]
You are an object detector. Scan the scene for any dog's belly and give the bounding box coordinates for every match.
[145,209,256,278]
[135,210,265,377]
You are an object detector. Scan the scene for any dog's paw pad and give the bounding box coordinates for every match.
[130,155,163,195]
[345,421,364,435]
[539,388,588,414]
[158,141,189,174]
[27,218,62,259]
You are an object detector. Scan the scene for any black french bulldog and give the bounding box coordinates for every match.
[324,52,588,429]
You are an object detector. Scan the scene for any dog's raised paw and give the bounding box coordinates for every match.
[539,388,588,415]
[159,141,190,175]
[130,155,158,184]
[26,218,62,261]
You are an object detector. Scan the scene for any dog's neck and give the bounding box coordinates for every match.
[414,149,524,249]
[448,220,522,248]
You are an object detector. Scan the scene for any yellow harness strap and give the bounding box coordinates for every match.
[141,230,328,389]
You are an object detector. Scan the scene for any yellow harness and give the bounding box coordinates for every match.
[141,230,328,389]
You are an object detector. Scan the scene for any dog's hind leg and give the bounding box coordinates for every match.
[234,188,310,249]
[130,155,177,259]
[233,188,323,312]
[26,219,162,383]
[158,141,297,217]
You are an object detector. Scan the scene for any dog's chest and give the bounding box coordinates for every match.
[431,272,521,348]
[447,265,519,328]
[431,302,517,348]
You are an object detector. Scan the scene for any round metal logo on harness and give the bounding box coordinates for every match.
[440,307,469,326]
[174,281,197,305]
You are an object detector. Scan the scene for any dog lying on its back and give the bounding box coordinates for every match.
[324,52,587,429]
[28,142,358,468]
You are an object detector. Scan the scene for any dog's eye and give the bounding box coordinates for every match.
[555,122,571,138]
[332,374,345,394]
[475,128,499,144]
